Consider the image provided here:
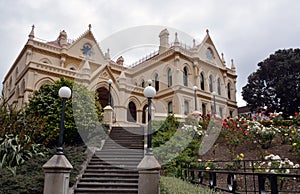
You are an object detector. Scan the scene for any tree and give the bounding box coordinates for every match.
[242,49,300,117]
[25,78,104,146]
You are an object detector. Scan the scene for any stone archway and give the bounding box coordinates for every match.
[97,87,114,108]
[127,101,137,122]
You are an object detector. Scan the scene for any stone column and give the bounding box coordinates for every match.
[137,155,161,194]
[43,154,73,194]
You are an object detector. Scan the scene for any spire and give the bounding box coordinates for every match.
[174,32,179,46]
[29,25,35,39]
[105,48,111,60]
[231,59,236,71]
[88,24,92,31]
[221,53,226,66]
[193,39,196,48]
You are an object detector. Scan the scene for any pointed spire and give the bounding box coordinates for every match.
[29,25,35,39]
[221,53,226,66]
[193,39,196,48]
[105,48,111,60]
[88,24,92,31]
[82,60,91,71]
[231,59,236,70]
[174,32,179,46]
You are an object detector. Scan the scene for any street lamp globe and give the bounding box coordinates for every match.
[59,86,72,99]
[108,79,112,85]
[144,85,156,98]
[193,86,197,91]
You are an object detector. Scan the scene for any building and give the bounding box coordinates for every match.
[2,25,238,123]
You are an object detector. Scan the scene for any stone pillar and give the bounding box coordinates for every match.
[103,105,113,125]
[137,154,161,194]
[43,154,73,194]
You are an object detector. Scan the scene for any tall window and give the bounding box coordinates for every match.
[229,110,233,118]
[202,103,206,116]
[209,75,213,92]
[219,107,223,118]
[217,78,221,95]
[200,72,205,90]
[227,82,231,99]
[141,79,145,88]
[184,100,189,115]
[183,67,188,86]
[168,101,173,114]
[168,68,172,87]
[154,74,159,91]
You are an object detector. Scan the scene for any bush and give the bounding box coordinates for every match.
[160,176,218,194]
[0,145,87,194]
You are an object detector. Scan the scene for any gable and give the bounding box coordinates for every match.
[67,31,106,65]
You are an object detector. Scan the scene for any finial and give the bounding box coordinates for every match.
[88,24,92,31]
[221,53,226,65]
[206,29,209,35]
[174,32,179,46]
[29,24,35,39]
[193,39,196,47]
[231,59,236,70]
[105,48,111,59]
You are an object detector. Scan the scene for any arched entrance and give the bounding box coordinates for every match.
[127,101,137,122]
[97,87,114,108]
[142,105,148,124]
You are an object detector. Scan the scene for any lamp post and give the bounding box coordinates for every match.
[108,79,112,106]
[193,86,198,111]
[143,79,156,155]
[57,86,72,155]
[212,91,217,115]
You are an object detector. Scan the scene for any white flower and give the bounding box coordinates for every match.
[272,155,281,160]
[294,164,299,168]
[270,170,275,173]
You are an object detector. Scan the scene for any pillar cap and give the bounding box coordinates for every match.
[137,155,161,170]
[43,154,73,170]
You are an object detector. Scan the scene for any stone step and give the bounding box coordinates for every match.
[74,187,138,194]
[77,182,138,188]
[79,177,138,183]
[84,169,138,174]
[82,173,138,179]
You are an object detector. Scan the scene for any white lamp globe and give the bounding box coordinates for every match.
[193,86,197,91]
[58,86,72,98]
[147,79,152,85]
[108,79,112,84]
[144,86,156,98]
[212,91,217,96]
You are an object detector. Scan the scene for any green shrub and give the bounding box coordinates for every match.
[0,145,86,194]
[160,176,218,194]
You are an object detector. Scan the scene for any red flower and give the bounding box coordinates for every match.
[233,129,237,133]
[226,125,229,129]
[295,112,299,116]
[233,123,237,127]
[239,127,243,131]
[244,130,248,135]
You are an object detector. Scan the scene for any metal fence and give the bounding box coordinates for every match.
[180,160,300,193]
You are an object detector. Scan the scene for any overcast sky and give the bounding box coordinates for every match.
[0,0,299,106]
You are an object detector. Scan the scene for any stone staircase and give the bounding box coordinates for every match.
[74,126,145,194]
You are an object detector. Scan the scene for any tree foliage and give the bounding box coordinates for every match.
[0,97,45,174]
[25,78,103,146]
[242,48,300,117]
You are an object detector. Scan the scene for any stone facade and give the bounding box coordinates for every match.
[2,25,237,123]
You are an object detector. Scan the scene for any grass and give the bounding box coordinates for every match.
[0,144,87,194]
[160,176,219,194]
